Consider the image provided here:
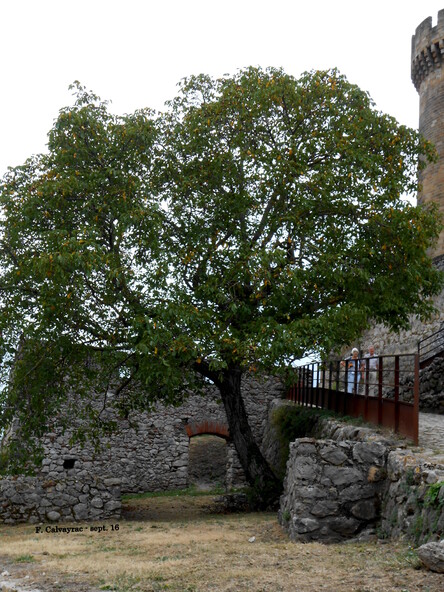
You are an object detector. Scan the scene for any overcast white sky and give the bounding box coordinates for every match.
[1,0,443,178]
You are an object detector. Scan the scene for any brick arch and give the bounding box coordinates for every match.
[185,420,230,440]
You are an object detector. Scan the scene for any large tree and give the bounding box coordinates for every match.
[0,70,442,505]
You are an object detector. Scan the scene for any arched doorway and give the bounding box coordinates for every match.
[184,420,247,490]
[185,421,229,490]
[188,434,227,491]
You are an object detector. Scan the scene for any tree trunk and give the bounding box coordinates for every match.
[215,368,282,509]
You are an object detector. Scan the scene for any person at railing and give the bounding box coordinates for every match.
[361,345,379,396]
[341,348,360,393]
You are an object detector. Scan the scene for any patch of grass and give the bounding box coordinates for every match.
[14,554,35,563]
[425,481,444,508]
[122,484,229,501]
[100,573,142,591]
[398,546,422,570]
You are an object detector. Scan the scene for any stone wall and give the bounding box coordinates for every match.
[381,450,444,545]
[279,418,444,544]
[279,422,393,543]
[420,356,444,412]
[0,374,284,523]
[0,474,121,525]
[37,375,284,495]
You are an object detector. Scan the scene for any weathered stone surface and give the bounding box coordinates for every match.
[73,503,89,520]
[329,516,360,535]
[295,517,320,533]
[47,511,61,521]
[104,500,122,512]
[280,432,387,542]
[91,497,104,509]
[352,442,386,466]
[319,446,348,466]
[310,500,339,517]
[280,416,444,545]
[418,540,444,573]
[323,466,363,487]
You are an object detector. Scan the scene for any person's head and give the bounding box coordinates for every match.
[368,345,375,356]
[352,347,359,358]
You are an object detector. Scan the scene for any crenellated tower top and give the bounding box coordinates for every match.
[411,9,444,259]
[412,10,444,91]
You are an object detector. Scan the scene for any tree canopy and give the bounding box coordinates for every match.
[0,69,442,502]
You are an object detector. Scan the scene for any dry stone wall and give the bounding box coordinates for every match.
[0,474,121,525]
[38,375,284,494]
[0,374,285,523]
[381,450,444,545]
[279,423,392,543]
[279,417,444,544]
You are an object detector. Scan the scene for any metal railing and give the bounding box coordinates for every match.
[418,323,444,368]
[287,353,419,445]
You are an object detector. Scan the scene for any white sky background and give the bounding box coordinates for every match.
[0,0,444,178]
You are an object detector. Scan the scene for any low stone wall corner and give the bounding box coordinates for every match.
[0,474,121,524]
[279,418,444,544]
[279,435,389,543]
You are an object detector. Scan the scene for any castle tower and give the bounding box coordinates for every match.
[411,9,444,259]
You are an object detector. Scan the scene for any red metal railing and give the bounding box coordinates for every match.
[287,353,419,445]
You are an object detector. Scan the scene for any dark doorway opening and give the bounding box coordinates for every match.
[188,435,227,491]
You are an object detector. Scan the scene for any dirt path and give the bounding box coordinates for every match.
[0,493,443,592]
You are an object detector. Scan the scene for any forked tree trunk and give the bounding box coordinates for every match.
[214,368,282,508]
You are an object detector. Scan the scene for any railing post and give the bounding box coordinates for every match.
[394,355,400,435]
[328,361,333,410]
[354,358,359,395]
[316,362,320,407]
[377,356,383,426]
[364,357,369,422]
[413,354,419,446]
[364,358,369,398]
[335,360,340,413]
[321,361,326,409]
[311,362,315,406]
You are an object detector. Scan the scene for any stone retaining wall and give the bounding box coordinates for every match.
[0,475,121,525]
[279,418,444,544]
[381,450,444,545]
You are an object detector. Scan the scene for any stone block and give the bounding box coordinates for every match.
[418,540,444,573]
[91,497,104,509]
[329,516,360,535]
[310,500,339,517]
[319,445,349,466]
[341,483,376,502]
[73,503,89,520]
[47,511,61,521]
[294,517,320,534]
[323,466,363,487]
[293,458,319,480]
[104,500,121,512]
[352,442,387,466]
